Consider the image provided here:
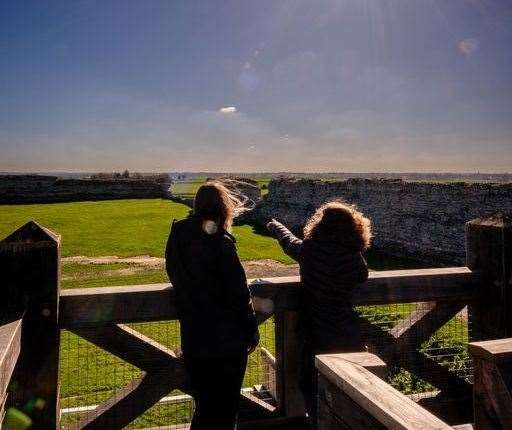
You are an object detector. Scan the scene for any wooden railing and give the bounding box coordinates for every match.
[0,212,510,429]
[55,267,479,429]
[316,337,512,430]
[316,352,454,430]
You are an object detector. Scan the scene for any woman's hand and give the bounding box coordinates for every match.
[247,330,260,354]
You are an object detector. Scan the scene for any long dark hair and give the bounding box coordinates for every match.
[193,181,244,230]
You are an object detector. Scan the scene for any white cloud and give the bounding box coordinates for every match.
[458,38,479,56]
[219,106,237,113]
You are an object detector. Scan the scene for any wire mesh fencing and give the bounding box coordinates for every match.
[357,301,473,402]
[59,318,277,429]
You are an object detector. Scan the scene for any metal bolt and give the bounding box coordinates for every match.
[41,308,51,317]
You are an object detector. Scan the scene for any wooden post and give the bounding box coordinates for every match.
[0,221,61,429]
[275,310,305,419]
[469,338,512,430]
[466,213,512,340]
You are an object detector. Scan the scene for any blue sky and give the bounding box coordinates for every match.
[1,0,511,172]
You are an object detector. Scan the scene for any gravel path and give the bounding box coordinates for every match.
[62,256,299,279]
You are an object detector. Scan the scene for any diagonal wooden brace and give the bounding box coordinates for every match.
[360,301,472,398]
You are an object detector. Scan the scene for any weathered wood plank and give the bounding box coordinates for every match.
[75,371,175,430]
[318,352,387,379]
[71,324,184,375]
[318,374,387,430]
[412,390,473,425]
[391,301,466,348]
[239,391,277,422]
[59,268,478,327]
[470,337,512,430]
[0,317,22,398]
[260,347,277,401]
[360,319,472,398]
[60,284,177,328]
[317,353,388,429]
[0,221,61,430]
[275,311,305,418]
[355,267,478,306]
[468,338,512,361]
[466,214,512,340]
[316,354,453,429]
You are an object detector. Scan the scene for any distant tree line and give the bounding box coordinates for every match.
[90,170,170,183]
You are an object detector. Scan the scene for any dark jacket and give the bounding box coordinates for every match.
[165,216,258,358]
[268,220,368,352]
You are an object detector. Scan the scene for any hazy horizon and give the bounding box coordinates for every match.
[2,1,512,172]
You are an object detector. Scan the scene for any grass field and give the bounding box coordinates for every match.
[171,177,271,199]
[0,199,294,263]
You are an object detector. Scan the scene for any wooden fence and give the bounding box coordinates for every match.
[316,337,512,430]
[0,213,510,429]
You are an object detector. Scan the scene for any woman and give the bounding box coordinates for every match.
[266,201,371,427]
[166,181,259,430]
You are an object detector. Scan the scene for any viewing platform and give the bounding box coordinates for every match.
[1,214,511,429]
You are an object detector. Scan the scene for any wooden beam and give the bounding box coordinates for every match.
[413,390,473,425]
[260,347,277,401]
[318,352,387,379]
[466,214,512,340]
[316,354,453,429]
[470,337,512,430]
[360,319,472,398]
[59,268,478,328]
[59,283,177,328]
[75,371,175,430]
[0,221,61,430]
[355,268,478,306]
[318,375,387,430]
[0,317,22,399]
[70,324,184,375]
[275,311,305,418]
[390,301,467,348]
[468,338,512,362]
[239,391,277,421]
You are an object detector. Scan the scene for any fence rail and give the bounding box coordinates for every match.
[316,352,454,430]
[59,267,479,328]
[53,267,480,428]
[317,337,512,430]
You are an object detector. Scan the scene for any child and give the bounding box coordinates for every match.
[266,201,371,426]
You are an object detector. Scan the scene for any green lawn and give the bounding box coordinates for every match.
[171,177,271,198]
[0,199,293,263]
[170,178,206,198]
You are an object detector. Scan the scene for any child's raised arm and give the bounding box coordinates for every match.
[266,219,303,262]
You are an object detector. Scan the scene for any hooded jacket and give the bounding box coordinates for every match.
[165,216,257,357]
[268,220,368,352]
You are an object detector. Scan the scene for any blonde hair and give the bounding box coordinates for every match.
[303,201,372,251]
[193,180,251,230]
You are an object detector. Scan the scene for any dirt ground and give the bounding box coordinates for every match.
[63,256,299,279]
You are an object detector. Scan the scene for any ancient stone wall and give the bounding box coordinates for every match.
[251,178,512,264]
[0,175,167,204]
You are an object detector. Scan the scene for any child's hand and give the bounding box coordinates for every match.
[266,218,279,234]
